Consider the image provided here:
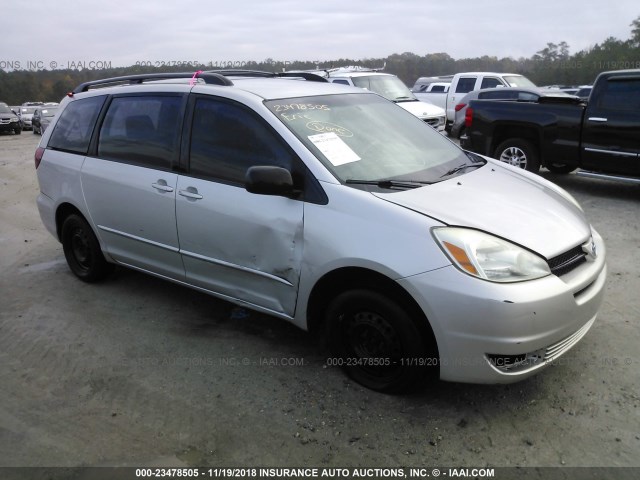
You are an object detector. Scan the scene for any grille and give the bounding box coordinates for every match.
[423,118,441,128]
[548,245,586,276]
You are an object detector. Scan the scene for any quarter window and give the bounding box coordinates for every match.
[98,96,182,169]
[48,96,105,154]
[189,98,295,184]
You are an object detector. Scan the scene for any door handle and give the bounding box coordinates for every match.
[179,188,203,200]
[588,117,608,122]
[152,182,174,192]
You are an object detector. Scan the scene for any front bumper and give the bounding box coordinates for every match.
[422,116,446,132]
[0,121,21,132]
[398,230,607,384]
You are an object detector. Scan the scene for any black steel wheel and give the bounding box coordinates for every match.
[61,214,113,282]
[326,289,435,392]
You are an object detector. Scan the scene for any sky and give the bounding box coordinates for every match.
[2,1,638,71]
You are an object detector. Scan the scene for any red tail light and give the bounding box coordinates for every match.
[34,147,45,169]
[464,107,474,128]
[454,103,466,112]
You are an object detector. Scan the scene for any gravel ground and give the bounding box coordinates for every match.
[0,132,639,475]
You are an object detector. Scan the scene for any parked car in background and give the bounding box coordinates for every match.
[32,106,59,135]
[0,103,22,135]
[318,67,446,131]
[412,81,451,94]
[411,76,454,94]
[16,106,37,130]
[575,86,593,101]
[451,87,574,138]
[462,69,640,179]
[413,72,537,132]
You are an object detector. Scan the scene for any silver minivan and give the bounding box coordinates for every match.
[35,71,606,392]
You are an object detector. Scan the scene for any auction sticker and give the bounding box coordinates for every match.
[308,132,360,166]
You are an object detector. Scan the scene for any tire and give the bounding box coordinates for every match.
[61,214,113,282]
[545,162,577,174]
[494,138,540,173]
[15,128,22,135]
[326,289,435,392]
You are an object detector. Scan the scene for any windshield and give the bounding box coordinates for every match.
[41,108,58,117]
[351,75,416,102]
[20,107,37,114]
[266,93,475,187]
[0,105,12,114]
[504,75,537,88]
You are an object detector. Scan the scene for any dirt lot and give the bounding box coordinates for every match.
[1,132,639,474]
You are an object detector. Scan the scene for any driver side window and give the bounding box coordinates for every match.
[189,98,296,185]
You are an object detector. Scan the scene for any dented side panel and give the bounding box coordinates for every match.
[175,176,303,317]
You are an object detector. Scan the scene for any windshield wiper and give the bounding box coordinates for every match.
[439,162,484,178]
[346,179,432,189]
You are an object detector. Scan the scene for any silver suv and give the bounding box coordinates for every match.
[35,70,606,392]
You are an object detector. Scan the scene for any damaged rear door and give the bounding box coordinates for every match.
[175,95,304,317]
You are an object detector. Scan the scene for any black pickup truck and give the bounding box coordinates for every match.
[461,69,640,180]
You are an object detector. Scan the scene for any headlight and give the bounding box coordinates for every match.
[432,227,551,283]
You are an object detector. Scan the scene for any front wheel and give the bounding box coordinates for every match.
[61,214,113,282]
[326,289,436,392]
[494,139,540,173]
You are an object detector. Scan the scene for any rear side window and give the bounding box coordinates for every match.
[430,85,447,93]
[596,78,640,112]
[189,97,295,185]
[455,77,476,94]
[480,77,503,89]
[48,96,105,154]
[98,95,182,169]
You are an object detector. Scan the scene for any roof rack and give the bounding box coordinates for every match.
[205,69,328,83]
[72,69,329,93]
[72,72,233,93]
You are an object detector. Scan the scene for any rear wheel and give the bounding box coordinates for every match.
[495,138,540,173]
[326,289,436,392]
[61,214,113,282]
[545,162,577,174]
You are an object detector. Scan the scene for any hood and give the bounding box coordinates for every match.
[373,161,591,259]
[397,99,445,118]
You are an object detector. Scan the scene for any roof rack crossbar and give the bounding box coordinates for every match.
[277,72,328,82]
[205,69,328,83]
[72,72,233,93]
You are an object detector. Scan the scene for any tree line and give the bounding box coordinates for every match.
[1,17,639,105]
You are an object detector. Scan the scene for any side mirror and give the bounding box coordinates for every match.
[245,166,297,197]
